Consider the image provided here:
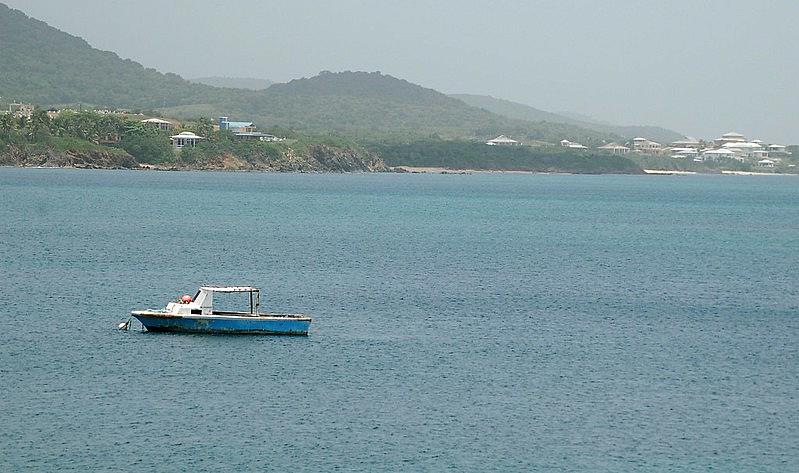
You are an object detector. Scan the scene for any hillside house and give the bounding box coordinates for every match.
[722,141,764,159]
[219,117,256,133]
[560,139,587,149]
[486,135,521,146]
[768,144,789,155]
[218,116,279,141]
[141,118,173,131]
[633,137,662,154]
[702,148,740,161]
[170,131,204,149]
[670,139,701,149]
[714,132,747,146]
[597,143,630,155]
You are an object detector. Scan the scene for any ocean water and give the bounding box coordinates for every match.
[0,168,797,471]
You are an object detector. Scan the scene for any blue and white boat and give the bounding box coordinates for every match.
[129,286,311,335]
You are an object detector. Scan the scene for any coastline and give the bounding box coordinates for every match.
[3,163,797,176]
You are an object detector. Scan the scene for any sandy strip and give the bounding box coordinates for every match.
[721,170,794,176]
[643,169,697,175]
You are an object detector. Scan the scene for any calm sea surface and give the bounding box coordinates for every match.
[0,168,797,471]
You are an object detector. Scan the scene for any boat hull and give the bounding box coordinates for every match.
[131,312,311,335]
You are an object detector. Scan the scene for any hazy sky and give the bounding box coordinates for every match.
[4,0,798,143]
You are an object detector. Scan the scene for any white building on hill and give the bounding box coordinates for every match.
[560,139,587,149]
[722,141,765,159]
[597,143,630,155]
[170,131,204,149]
[633,137,662,154]
[714,132,747,146]
[486,135,521,146]
[702,148,740,161]
[141,118,173,131]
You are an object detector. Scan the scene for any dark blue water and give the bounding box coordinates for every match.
[1,168,797,471]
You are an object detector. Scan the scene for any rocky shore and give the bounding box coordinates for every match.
[0,145,137,169]
[0,144,388,173]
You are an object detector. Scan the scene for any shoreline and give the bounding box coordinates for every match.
[2,164,797,176]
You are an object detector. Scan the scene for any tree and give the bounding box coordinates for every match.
[27,109,51,141]
[120,126,174,164]
[193,117,214,141]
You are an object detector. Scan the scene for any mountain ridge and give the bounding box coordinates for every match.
[451,94,685,143]
[190,76,274,90]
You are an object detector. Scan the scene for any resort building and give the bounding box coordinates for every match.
[486,135,521,146]
[632,137,662,154]
[597,143,630,155]
[669,138,702,149]
[768,144,789,154]
[702,148,740,161]
[218,116,280,141]
[669,147,699,159]
[141,118,173,131]
[714,132,747,146]
[757,159,775,168]
[560,139,588,149]
[219,117,256,133]
[170,131,204,149]
[722,141,764,159]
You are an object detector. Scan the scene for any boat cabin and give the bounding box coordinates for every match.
[166,286,261,316]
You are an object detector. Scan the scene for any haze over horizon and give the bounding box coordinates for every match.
[3,0,797,143]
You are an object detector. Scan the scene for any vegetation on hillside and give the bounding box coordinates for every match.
[0,108,386,171]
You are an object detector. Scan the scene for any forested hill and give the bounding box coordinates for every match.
[452,94,685,143]
[0,3,620,144]
[221,71,619,143]
[0,3,249,109]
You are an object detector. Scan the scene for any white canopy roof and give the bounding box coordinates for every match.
[200,286,260,293]
[723,142,762,149]
[703,148,736,155]
[171,131,204,139]
[141,118,171,124]
[487,135,519,144]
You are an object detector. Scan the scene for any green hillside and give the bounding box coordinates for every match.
[0,3,618,145]
[451,94,685,143]
[0,4,250,109]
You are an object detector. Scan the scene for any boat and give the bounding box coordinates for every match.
[128,286,311,335]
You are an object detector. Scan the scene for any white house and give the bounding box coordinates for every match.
[670,138,702,149]
[757,159,775,167]
[768,144,788,154]
[170,131,205,149]
[702,148,739,161]
[486,135,521,146]
[141,118,173,131]
[633,137,662,154]
[597,143,630,155]
[560,139,587,149]
[722,141,763,159]
[714,132,746,146]
[669,147,699,159]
